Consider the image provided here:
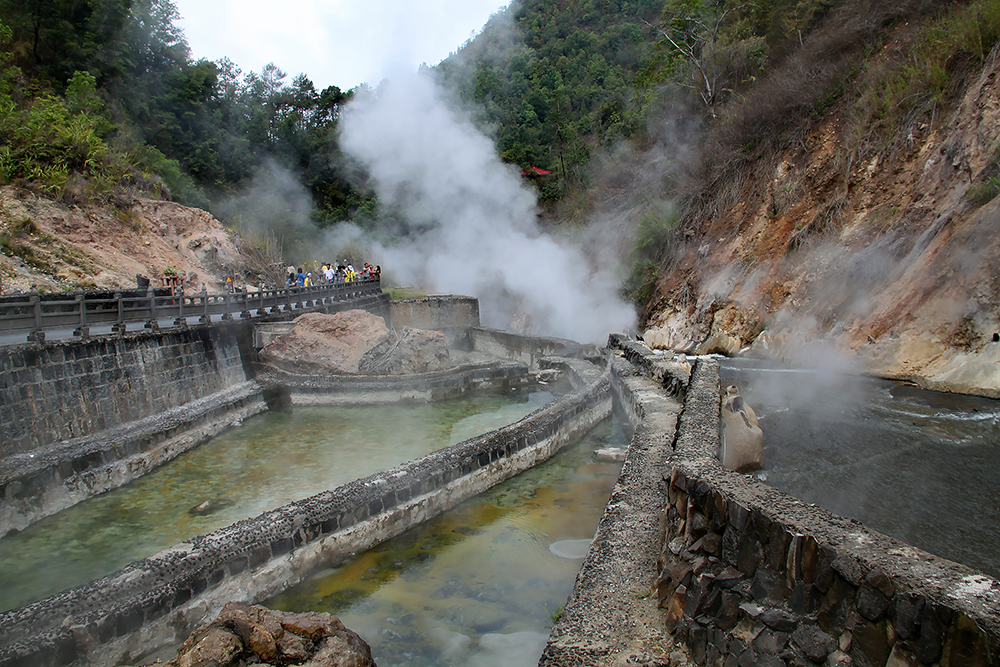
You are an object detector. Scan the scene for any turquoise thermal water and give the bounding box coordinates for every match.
[0,388,554,612]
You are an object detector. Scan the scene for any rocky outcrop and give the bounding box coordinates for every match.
[158,602,376,667]
[359,326,452,375]
[644,27,1000,398]
[642,327,694,352]
[259,310,452,375]
[0,187,242,293]
[695,332,741,357]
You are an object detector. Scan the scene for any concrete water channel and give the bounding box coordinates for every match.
[248,418,625,667]
[0,388,559,612]
[2,311,1000,667]
[0,301,624,667]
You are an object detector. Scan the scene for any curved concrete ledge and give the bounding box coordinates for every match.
[469,327,593,370]
[256,360,532,405]
[0,382,267,538]
[540,353,684,666]
[579,335,1000,666]
[0,359,612,667]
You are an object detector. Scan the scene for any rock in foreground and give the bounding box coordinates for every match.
[158,602,376,667]
[260,310,451,375]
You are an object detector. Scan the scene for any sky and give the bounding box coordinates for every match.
[172,0,510,91]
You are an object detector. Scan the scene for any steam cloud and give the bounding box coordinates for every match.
[338,69,636,344]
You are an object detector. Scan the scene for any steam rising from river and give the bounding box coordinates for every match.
[338,69,636,343]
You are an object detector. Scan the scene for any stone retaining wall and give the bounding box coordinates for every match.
[0,360,612,667]
[0,324,253,456]
[600,336,1000,667]
[540,351,683,665]
[388,296,479,340]
[469,327,591,370]
[0,295,394,537]
[0,382,267,537]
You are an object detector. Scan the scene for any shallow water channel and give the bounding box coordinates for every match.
[267,417,626,667]
[0,388,555,613]
[721,358,1000,579]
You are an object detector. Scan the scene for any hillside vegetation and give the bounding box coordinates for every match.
[0,0,365,224]
[439,0,663,201]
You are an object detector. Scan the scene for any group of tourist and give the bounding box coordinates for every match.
[286,261,380,287]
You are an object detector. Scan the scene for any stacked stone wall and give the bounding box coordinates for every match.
[652,355,1000,667]
[0,324,251,456]
[540,354,683,665]
[0,294,394,536]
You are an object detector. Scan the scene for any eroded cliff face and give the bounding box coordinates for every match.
[0,187,243,293]
[645,52,1000,397]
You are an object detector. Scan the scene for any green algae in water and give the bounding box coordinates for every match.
[0,389,553,613]
[268,417,627,667]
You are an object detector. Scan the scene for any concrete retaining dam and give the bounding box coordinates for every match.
[0,349,611,667]
[4,308,998,667]
[0,292,391,537]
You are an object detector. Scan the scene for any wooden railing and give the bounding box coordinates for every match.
[0,278,381,342]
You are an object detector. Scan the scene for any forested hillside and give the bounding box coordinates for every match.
[439,0,663,202]
[0,0,365,226]
[0,0,678,245]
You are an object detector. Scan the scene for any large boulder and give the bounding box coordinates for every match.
[260,310,451,375]
[720,385,764,473]
[642,327,695,352]
[159,602,376,667]
[695,332,742,356]
[359,326,452,375]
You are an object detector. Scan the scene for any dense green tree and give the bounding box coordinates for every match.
[0,0,372,226]
[0,0,131,87]
[439,0,663,202]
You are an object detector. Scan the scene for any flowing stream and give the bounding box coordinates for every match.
[721,358,1000,579]
[0,388,555,612]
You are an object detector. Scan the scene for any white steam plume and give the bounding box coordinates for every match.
[339,69,636,344]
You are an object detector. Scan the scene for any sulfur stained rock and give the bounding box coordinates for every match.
[158,602,376,667]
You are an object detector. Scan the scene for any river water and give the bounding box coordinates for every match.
[267,417,626,667]
[721,358,1000,579]
[0,388,555,612]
